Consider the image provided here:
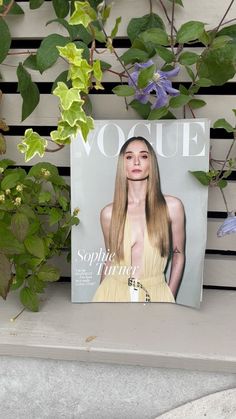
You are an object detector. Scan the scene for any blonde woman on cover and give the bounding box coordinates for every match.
[93,136,185,303]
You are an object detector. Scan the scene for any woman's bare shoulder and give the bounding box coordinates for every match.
[164,194,184,214]
[100,203,113,222]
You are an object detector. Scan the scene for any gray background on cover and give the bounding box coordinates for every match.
[71,119,210,307]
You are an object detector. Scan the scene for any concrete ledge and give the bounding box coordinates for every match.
[0,283,236,373]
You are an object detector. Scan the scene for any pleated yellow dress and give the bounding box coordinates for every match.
[92,216,175,303]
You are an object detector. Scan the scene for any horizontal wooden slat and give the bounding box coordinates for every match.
[5,1,235,39]
[1,48,236,84]
[204,255,236,287]
[1,94,236,125]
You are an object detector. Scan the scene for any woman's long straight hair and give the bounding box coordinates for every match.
[109,136,171,262]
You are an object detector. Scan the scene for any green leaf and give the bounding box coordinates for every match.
[99,60,111,71]
[17,63,40,121]
[53,82,83,110]
[36,34,69,73]
[213,119,235,133]
[37,264,60,282]
[0,159,15,171]
[155,46,175,63]
[0,226,25,254]
[0,1,24,14]
[58,195,68,210]
[169,94,191,108]
[198,30,211,46]
[74,40,90,61]
[120,48,149,65]
[178,51,199,65]
[24,236,45,259]
[176,21,205,43]
[110,16,121,39]
[69,1,97,27]
[29,0,44,9]
[217,24,236,42]
[51,70,69,93]
[212,35,233,50]
[1,172,20,190]
[148,106,169,120]
[29,276,46,293]
[38,191,51,204]
[112,85,135,97]
[0,254,11,299]
[196,78,212,87]
[28,162,58,178]
[129,99,151,119]
[189,170,210,186]
[10,266,26,291]
[127,13,165,43]
[49,208,63,225]
[137,64,155,88]
[20,287,39,312]
[52,0,69,18]
[23,54,38,70]
[139,28,169,47]
[217,179,227,189]
[18,129,47,162]
[198,44,236,85]
[188,99,206,109]
[0,18,11,64]
[11,213,30,242]
[62,101,87,127]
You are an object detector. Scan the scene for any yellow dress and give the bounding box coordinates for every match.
[92,216,175,303]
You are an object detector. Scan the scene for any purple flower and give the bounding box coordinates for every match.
[217,212,236,237]
[128,60,180,109]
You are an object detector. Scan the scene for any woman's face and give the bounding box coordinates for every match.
[124,140,150,180]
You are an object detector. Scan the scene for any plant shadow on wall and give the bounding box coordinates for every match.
[0,0,236,310]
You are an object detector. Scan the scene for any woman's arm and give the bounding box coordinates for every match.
[99,204,112,283]
[166,196,186,299]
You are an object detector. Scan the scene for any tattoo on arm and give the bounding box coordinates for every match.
[173,247,181,254]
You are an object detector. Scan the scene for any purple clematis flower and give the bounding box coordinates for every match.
[217,211,236,237]
[128,60,180,109]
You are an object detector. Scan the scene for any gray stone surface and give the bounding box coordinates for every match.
[1,356,236,419]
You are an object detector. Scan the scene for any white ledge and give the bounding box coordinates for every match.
[0,283,236,373]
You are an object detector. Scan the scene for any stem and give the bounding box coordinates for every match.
[216,136,236,180]
[10,307,25,322]
[220,188,229,213]
[0,0,14,17]
[159,0,178,34]
[170,0,176,54]
[45,145,65,152]
[149,0,153,14]
[214,0,235,33]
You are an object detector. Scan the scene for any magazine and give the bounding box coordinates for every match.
[71,119,210,308]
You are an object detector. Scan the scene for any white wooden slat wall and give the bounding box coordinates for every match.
[1,0,236,288]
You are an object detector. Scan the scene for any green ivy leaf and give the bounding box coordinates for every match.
[62,102,87,126]
[139,28,169,47]
[0,254,11,300]
[51,70,69,93]
[29,0,44,9]
[36,34,69,73]
[178,51,199,65]
[53,82,83,110]
[24,236,45,259]
[17,63,40,121]
[18,129,47,162]
[137,64,155,88]
[127,13,165,43]
[112,85,135,97]
[189,170,211,186]
[11,213,30,242]
[129,99,151,119]
[176,21,205,43]
[23,54,38,70]
[69,1,97,27]
[120,48,149,65]
[20,287,39,312]
[213,118,235,133]
[52,0,69,18]
[0,18,11,64]
[37,264,60,282]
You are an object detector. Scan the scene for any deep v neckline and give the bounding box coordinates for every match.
[126,213,146,279]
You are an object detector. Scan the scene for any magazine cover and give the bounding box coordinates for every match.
[71,119,210,308]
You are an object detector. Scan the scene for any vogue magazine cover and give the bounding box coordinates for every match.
[71,119,210,308]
